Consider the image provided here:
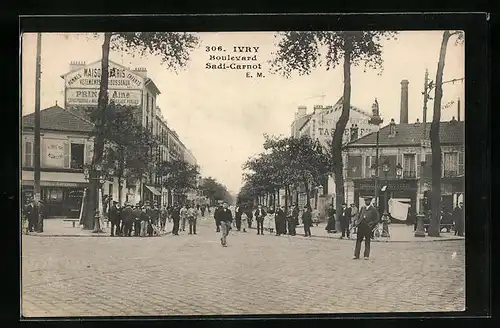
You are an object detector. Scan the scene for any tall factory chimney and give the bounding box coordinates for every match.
[400,79,409,124]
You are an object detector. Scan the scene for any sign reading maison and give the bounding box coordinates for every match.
[64,62,144,89]
[66,89,142,106]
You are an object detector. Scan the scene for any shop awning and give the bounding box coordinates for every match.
[145,185,161,196]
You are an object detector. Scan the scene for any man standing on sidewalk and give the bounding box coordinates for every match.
[219,202,233,247]
[340,203,351,239]
[353,197,379,260]
[187,204,198,235]
[254,204,266,235]
[302,205,313,237]
[179,204,188,233]
[171,203,181,236]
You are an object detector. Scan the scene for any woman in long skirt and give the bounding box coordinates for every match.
[240,212,249,232]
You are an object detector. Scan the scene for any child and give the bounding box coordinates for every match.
[240,212,248,232]
[266,211,275,234]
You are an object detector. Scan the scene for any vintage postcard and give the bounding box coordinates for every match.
[20,30,465,317]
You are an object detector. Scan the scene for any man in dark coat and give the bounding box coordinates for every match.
[286,208,296,236]
[214,204,222,232]
[121,203,133,237]
[292,204,300,227]
[218,202,233,247]
[133,205,142,236]
[109,201,120,237]
[302,206,313,237]
[340,203,352,239]
[26,199,38,233]
[37,200,45,232]
[353,197,380,260]
[254,205,266,235]
[171,204,181,236]
[275,206,286,236]
[453,201,464,236]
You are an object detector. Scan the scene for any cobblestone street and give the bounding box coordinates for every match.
[21,219,465,317]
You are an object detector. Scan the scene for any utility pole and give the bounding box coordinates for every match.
[34,33,42,202]
[457,97,461,122]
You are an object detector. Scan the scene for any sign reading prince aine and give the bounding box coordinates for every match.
[66,89,142,106]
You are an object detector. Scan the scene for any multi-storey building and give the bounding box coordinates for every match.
[344,118,464,215]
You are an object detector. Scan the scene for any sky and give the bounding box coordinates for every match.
[21,31,465,195]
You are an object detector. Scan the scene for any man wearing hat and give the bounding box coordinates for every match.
[339,203,352,239]
[121,203,133,237]
[353,197,380,260]
[36,200,45,232]
[133,204,142,236]
[109,201,120,237]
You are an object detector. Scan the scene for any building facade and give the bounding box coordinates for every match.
[287,98,378,213]
[344,118,465,215]
[21,105,125,218]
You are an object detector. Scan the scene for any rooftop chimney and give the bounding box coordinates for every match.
[457,97,461,122]
[388,118,396,137]
[414,118,421,125]
[313,104,323,114]
[133,67,148,78]
[400,79,409,124]
[69,60,86,72]
[296,105,307,118]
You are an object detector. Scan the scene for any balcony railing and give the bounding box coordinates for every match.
[403,170,417,178]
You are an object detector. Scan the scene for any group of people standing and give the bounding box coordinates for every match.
[24,198,45,233]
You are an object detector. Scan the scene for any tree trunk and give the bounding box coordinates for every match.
[429,31,452,237]
[332,38,352,230]
[284,185,289,213]
[118,146,124,206]
[83,32,112,230]
[303,179,311,209]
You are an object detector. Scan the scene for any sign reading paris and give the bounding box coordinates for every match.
[63,61,144,89]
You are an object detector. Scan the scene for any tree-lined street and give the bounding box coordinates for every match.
[22,218,464,317]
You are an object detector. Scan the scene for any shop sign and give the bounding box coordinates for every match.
[65,62,144,89]
[357,180,418,191]
[44,139,66,168]
[66,89,142,106]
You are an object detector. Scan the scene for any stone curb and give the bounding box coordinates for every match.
[24,231,173,238]
[247,226,464,243]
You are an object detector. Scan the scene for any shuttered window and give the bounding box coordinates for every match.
[63,141,70,168]
[458,151,464,175]
[24,141,33,167]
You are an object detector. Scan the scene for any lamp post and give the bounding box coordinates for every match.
[84,164,113,233]
[368,99,383,209]
[370,163,378,207]
[381,159,390,237]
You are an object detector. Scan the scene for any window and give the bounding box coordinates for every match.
[146,116,149,131]
[364,156,371,178]
[443,152,459,177]
[109,184,113,197]
[24,140,33,167]
[70,143,85,169]
[403,154,416,178]
[347,155,362,178]
[458,151,464,175]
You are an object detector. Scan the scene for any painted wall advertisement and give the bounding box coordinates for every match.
[43,139,66,168]
[66,89,142,106]
[64,62,144,89]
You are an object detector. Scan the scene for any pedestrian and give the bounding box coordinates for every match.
[292,204,300,227]
[187,204,198,235]
[302,205,313,237]
[340,203,351,239]
[214,204,222,232]
[171,204,181,236]
[109,201,120,237]
[219,201,233,247]
[235,205,242,231]
[312,207,321,227]
[350,203,359,234]
[133,205,141,236]
[254,205,266,235]
[246,209,253,228]
[453,201,464,236]
[353,197,380,260]
[159,204,168,231]
[275,205,286,236]
[200,204,206,217]
[36,200,45,232]
[286,208,296,236]
[140,206,149,237]
[121,203,133,237]
[267,206,276,234]
[180,204,188,233]
[240,211,249,232]
[325,204,336,233]
[26,199,38,233]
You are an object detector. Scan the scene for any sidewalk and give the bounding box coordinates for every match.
[249,222,464,242]
[23,219,171,238]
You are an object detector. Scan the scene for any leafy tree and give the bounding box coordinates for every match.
[199,177,233,205]
[84,32,199,230]
[270,31,397,227]
[428,30,464,237]
[157,158,200,201]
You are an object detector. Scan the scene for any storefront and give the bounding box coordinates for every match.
[354,179,418,214]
